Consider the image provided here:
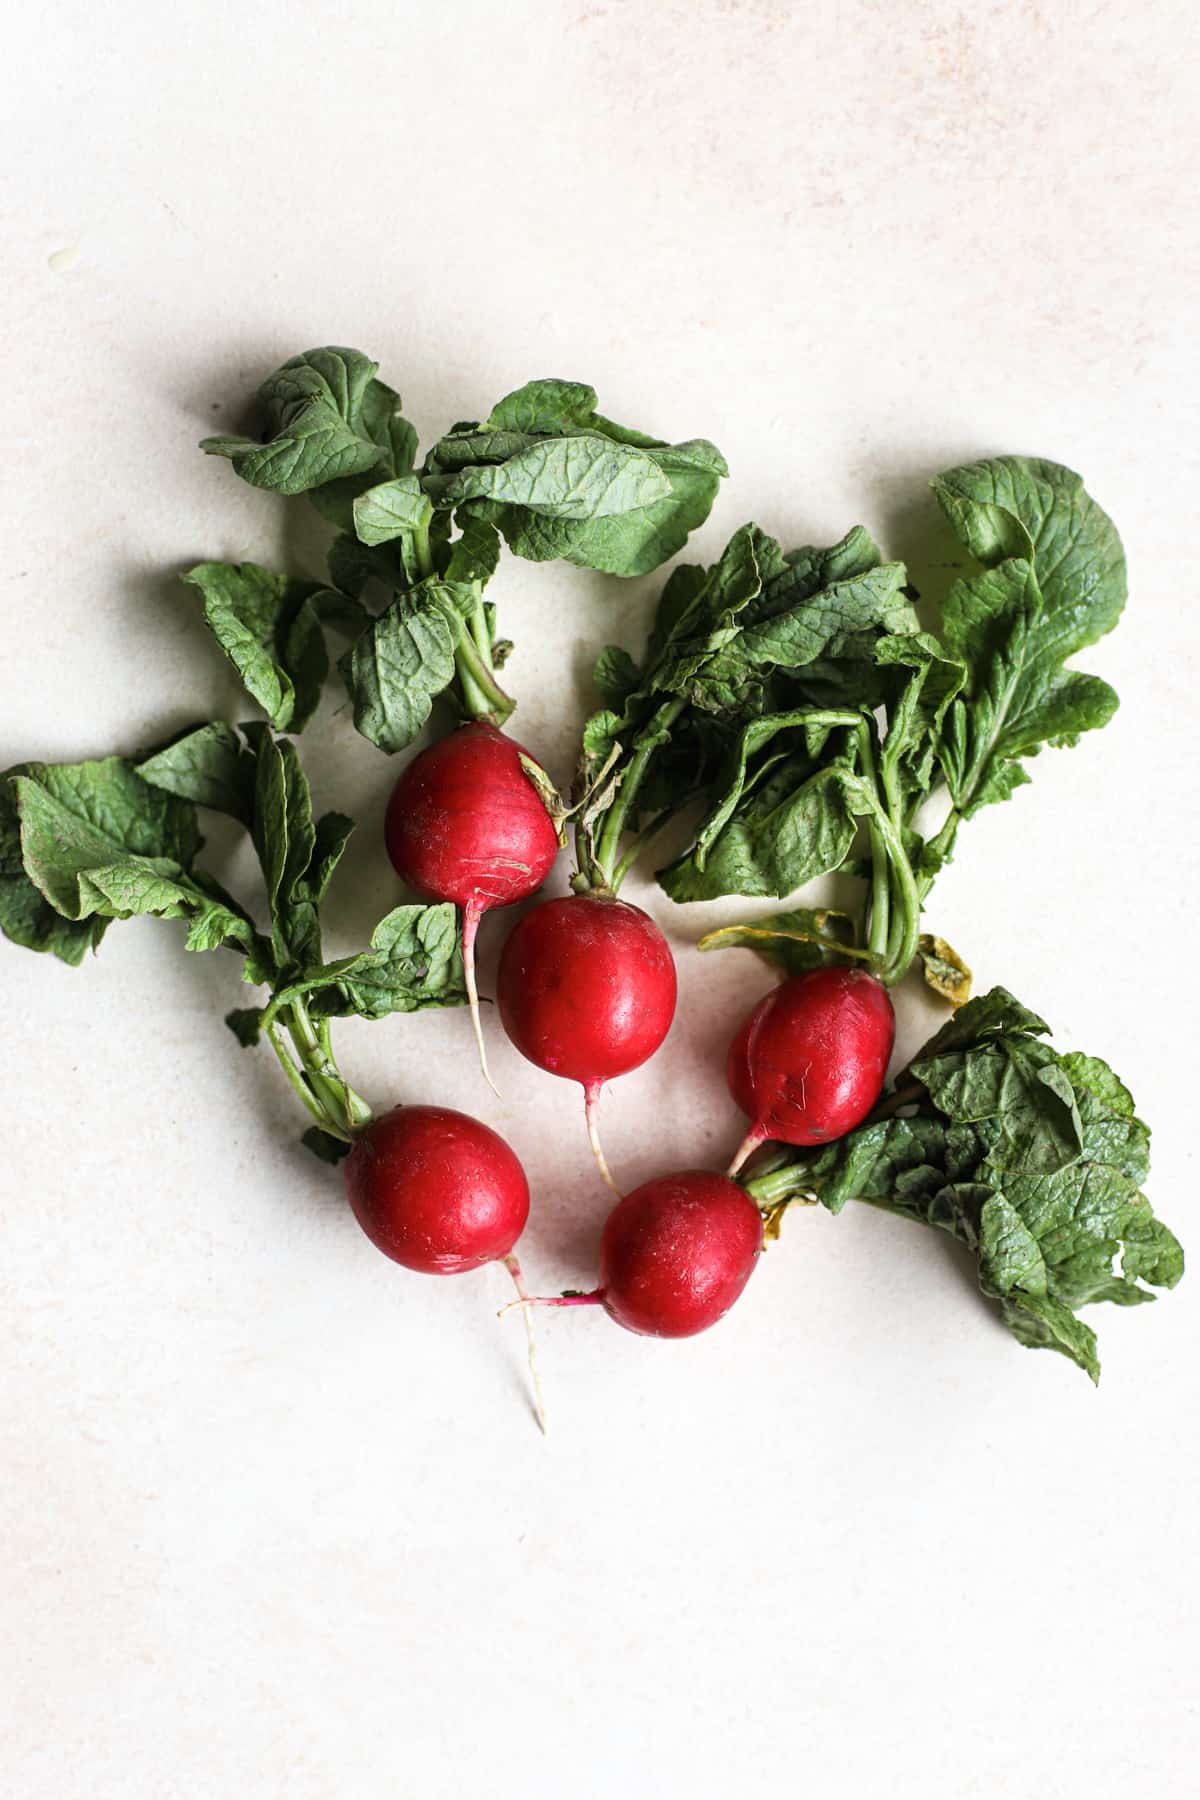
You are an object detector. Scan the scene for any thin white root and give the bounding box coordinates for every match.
[584,1086,621,1195]
[504,1254,547,1436]
[726,1125,767,1180]
[462,913,501,1098]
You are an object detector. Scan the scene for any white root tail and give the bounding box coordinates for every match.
[726,1124,768,1179]
[584,1083,620,1195]
[503,1253,547,1436]
[462,903,500,1098]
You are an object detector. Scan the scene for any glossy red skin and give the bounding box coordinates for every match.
[384,722,559,913]
[599,1171,763,1338]
[343,1105,529,1275]
[496,894,677,1084]
[729,966,895,1147]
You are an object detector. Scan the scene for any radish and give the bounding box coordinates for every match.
[496,893,677,1190]
[385,722,561,1090]
[726,966,895,1175]
[518,1171,763,1337]
[344,1103,546,1428]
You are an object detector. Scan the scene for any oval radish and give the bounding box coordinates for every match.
[519,1172,763,1338]
[727,966,895,1174]
[384,722,560,1090]
[496,892,677,1189]
[344,1103,530,1275]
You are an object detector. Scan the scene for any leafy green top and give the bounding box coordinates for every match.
[198,349,727,752]
[575,455,1126,998]
[1,723,465,1154]
[743,989,1183,1382]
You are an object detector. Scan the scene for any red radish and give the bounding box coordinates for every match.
[521,1171,763,1338]
[344,1102,544,1427]
[496,893,677,1190]
[726,966,895,1175]
[384,722,561,1090]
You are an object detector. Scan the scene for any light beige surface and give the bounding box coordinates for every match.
[2,3,1198,1797]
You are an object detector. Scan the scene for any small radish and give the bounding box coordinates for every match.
[344,1103,545,1427]
[496,893,677,1190]
[385,722,561,1091]
[516,1171,763,1337]
[726,966,895,1175]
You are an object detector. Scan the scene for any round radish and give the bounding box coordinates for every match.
[496,892,677,1188]
[727,966,895,1174]
[343,1103,530,1274]
[384,722,560,1089]
[522,1172,763,1337]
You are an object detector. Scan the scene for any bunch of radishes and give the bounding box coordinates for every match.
[356,713,897,1352]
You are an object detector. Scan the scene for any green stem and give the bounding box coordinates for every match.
[918,807,962,900]
[611,807,674,891]
[871,804,921,987]
[742,1161,819,1210]
[454,620,516,728]
[855,721,890,961]
[412,522,435,580]
[266,1021,354,1142]
[593,698,686,891]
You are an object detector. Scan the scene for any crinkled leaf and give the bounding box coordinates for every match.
[487,379,600,435]
[434,434,673,520]
[0,769,109,964]
[304,903,466,1019]
[352,474,433,546]
[781,988,1182,1380]
[495,440,727,577]
[183,562,333,732]
[200,346,396,495]
[338,586,460,753]
[136,722,255,824]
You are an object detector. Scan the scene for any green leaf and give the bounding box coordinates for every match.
[911,1035,1083,1175]
[303,903,466,1019]
[932,456,1126,654]
[200,346,396,495]
[10,762,254,952]
[435,434,673,519]
[338,586,459,753]
[776,986,1183,1380]
[0,769,109,965]
[592,645,642,710]
[301,1126,353,1165]
[697,906,860,976]
[136,722,255,824]
[182,562,332,732]
[496,440,728,577]
[658,710,859,903]
[931,457,1125,819]
[352,474,434,545]
[443,512,502,585]
[487,378,600,434]
[225,1006,263,1047]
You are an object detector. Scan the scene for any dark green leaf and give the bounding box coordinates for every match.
[200,346,395,495]
[0,769,109,965]
[182,562,332,732]
[136,722,255,824]
[303,903,466,1019]
[338,586,459,753]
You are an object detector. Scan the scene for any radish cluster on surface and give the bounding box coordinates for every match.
[384,722,561,1090]
[496,893,677,1191]
[726,966,895,1175]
